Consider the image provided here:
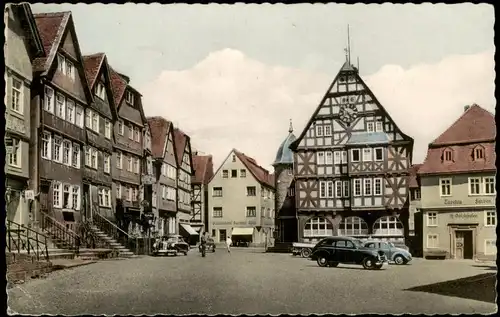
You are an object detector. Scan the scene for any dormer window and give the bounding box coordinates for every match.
[95,83,106,100]
[442,148,454,162]
[375,120,383,132]
[57,54,75,81]
[125,91,134,105]
[472,146,485,161]
[367,122,374,132]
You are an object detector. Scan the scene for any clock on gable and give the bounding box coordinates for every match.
[339,96,359,125]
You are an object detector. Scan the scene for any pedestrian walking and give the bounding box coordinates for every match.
[226,236,232,253]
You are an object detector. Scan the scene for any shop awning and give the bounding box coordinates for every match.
[232,227,254,236]
[180,224,199,236]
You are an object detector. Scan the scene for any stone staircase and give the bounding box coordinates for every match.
[88,225,136,258]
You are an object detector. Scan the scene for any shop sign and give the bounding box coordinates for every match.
[450,213,478,219]
[444,199,463,205]
[475,198,494,205]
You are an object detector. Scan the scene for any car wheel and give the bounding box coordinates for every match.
[394,255,406,265]
[301,248,312,258]
[373,263,384,270]
[316,255,329,267]
[362,257,375,270]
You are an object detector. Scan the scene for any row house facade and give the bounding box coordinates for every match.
[289,56,414,245]
[208,149,276,247]
[191,152,215,234]
[418,104,496,261]
[31,11,96,230]
[5,3,44,226]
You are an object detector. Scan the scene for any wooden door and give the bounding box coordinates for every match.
[455,231,465,259]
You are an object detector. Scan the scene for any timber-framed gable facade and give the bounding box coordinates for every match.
[290,58,414,245]
[173,129,194,225]
[191,153,214,233]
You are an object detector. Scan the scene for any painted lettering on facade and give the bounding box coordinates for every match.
[444,199,463,205]
[475,198,493,205]
[450,213,478,219]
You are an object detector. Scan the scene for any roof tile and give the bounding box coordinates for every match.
[147,117,171,159]
[33,12,67,72]
[234,150,274,188]
[109,66,127,107]
[83,53,105,89]
[408,164,422,188]
[192,155,214,184]
[173,128,188,165]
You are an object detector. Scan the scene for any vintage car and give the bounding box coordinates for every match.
[292,242,316,258]
[152,235,189,256]
[310,236,388,270]
[363,241,412,265]
[199,237,216,253]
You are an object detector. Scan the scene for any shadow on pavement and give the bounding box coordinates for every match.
[471,265,497,271]
[405,273,497,303]
[304,264,387,271]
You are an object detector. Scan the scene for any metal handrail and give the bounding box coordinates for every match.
[39,211,80,252]
[6,220,50,262]
[93,210,138,254]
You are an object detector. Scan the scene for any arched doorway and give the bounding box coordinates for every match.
[372,216,404,237]
[303,217,333,239]
[338,216,369,237]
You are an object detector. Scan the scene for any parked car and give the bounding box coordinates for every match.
[199,237,216,253]
[152,235,189,256]
[310,236,388,270]
[363,241,412,265]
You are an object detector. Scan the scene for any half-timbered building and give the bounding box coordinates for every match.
[173,128,198,242]
[32,12,94,230]
[191,152,215,234]
[82,53,117,220]
[289,56,414,245]
[109,68,147,234]
[147,116,178,236]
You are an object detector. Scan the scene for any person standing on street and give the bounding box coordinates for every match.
[226,236,232,253]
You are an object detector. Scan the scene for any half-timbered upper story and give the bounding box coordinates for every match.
[5,4,44,184]
[148,116,178,213]
[191,153,214,225]
[290,58,414,213]
[174,128,194,213]
[32,11,95,219]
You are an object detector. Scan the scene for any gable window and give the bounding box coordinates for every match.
[125,91,134,105]
[367,122,374,132]
[351,149,360,162]
[41,132,52,159]
[134,127,140,142]
[324,125,332,136]
[231,169,237,178]
[66,61,75,80]
[364,178,372,196]
[128,124,134,140]
[247,186,256,196]
[213,187,223,197]
[53,137,62,163]
[62,140,72,166]
[57,55,65,74]
[116,152,122,169]
[375,120,383,132]
[427,212,437,226]
[118,120,124,135]
[468,177,481,195]
[317,152,325,165]
[362,148,372,162]
[75,105,84,128]
[472,146,484,161]
[95,83,106,100]
[212,207,223,218]
[104,154,110,174]
[53,182,62,208]
[222,170,228,178]
[485,211,496,227]
[7,138,21,167]
[443,148,453,162]
[316,125,323,137]
[55,93,65,120]
[240,169,246,178]
[374,178,383,196]
[66,100,75,124]
[105,120,112,139]
[44,86,55,113]
[439,178,452,197]
[72,143,80,168]
[246,207,256,217]
[335,181,342,197]
[484,177,496,195]
[374,148,384,161]
[10,76,23,114]
[353,179,362,196]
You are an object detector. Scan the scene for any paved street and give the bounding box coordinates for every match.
[8,248,497,315]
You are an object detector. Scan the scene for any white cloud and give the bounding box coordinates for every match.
[141,48,495,172]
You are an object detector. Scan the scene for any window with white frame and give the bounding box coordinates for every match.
[7,138,21,167]
[335,181,342,197]
[116,152,122,169]
[213,187,223,197]
[317,152,325,165]
[98,188,112,207]
[468,177,481,195]
[341,151,347,164]
[316,125,323,137]
[116,183,122,199]
[326,151,333,164]
[57,55,65,73]
[63,184,71,209]
[75,105,84,128]
[42,132,52,159]
[128,124,134,140]
[134,158,140,174]
[44,86,55,113]
[125,187,132,201]
[53,182,62,208]
[353,179,362,196]
[373,216,404,236]
[127,156,133,172]
[485,239,497,255]
[167,187,176,201]
[62,140,71,166]
[161,163,167,176]
[364,178,372,196]
[440,178,452,196]
[212,207,223,218]
[351,149,360,162]
[66,99,75,124]
[374,178,383,196]
[92,112,99,133]
[326,181,334,198]
[55,93,65,119]
[427,212,437,226]
[118,120,124,135]
[324,125,332,136]
[10,76,23,113]
[72,143,80,168]
[91,148,98,169]
[85,147,91,167]
[366,122,374,132]
[104,154,110,173]
[319,181,326,198]
[105,120,111,139]
[304,217,333,237]
[152,191,157,207]
[443,148,453,162]
[72,186,80,210]
[362,148,372,162]
[342,181,349,197]
[134,127,140,142]
[485,211,496,227]
[246,207,257,217]
[85,109,91,128]
[374,148,384,161]
[375,120,383,132]
[338,216,369,236]
[66,60,75,80]
[53,137,62,163]
[334,151,341,164]
[427,234,438,248]
[472,146,485,161]
[125,90,134,105]
[95,83,106,99]
[484,177,496,195]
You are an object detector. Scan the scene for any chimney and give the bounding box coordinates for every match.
[464,105,470,112]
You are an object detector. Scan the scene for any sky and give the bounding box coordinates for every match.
[31,3,496,172]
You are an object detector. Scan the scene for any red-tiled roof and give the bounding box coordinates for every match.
[173,128,188,165]
[83,53,105,89]
[192,155,214,185]
[419,104,496,175]
[147,116,171,159]
[408,164,422,188]
[33,12,68,72]
[430,104,496,146]
[109,66,127,107]
[234,150,275,188]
